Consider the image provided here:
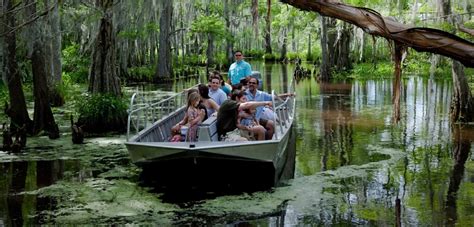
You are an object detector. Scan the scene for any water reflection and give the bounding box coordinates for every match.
[319,82,353,170]
[446,125,472,225]
[0,159,78,225]
[292,75,474,226]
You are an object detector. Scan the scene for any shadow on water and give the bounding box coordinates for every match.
[138,127,297,204]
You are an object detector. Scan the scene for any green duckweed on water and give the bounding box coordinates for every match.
[9,140,403,225]
[35,179,178,224]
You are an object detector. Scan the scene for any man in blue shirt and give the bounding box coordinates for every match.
[245,77,294,139]
[245,77,274,139]
[208,74,228,106]
[228,50,252,85]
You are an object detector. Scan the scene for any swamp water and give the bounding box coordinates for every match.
[1,62,473,225]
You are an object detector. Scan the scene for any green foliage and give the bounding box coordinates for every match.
[458,21,474,41]
[0,85,8,122]
[214,52,228,68]
[246,49,265,58]
[181,54,207,66]
[306,47,322,62]
[465,21,474,28]
[190,14,229,38]
[263,53,278,61]
[286,52,303,61]
[404,51,451,78]
[58,73,90,111]
[128,66,155,82]
[56,75,77,102]
[118,22,159,39]
[350,52,453,80]
[350,62,394,79]
[62,43,90,83]
[437,22,456,33]
[77,93,128,125]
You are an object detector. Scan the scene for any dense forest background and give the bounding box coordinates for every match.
[0,0,473,144]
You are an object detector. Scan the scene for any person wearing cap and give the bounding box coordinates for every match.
[228,50,252,85]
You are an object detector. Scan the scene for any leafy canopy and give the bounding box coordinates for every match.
[190,14,229,38]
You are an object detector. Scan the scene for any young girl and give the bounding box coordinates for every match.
[230,90,266,141]
[183,92,204,142]
[239,107,258,128]
[237,105,266,140]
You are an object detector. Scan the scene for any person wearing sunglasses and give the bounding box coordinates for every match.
[228,50,252,85]
[245,77,294,139]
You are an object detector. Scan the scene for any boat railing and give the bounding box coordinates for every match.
[271,79,296,139]
[126,89,188,141]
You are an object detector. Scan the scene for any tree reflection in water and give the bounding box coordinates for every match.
[446,125,472,225]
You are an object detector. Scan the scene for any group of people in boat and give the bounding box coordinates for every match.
[170,50,294,142]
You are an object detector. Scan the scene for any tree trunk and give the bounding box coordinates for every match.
[155,0,173,81]
[437,0,452,22]
[280,0,474,67]
[0,4,4,85]
[450,61,473,122]
[251,0,259,41]
[410,0,419,24]
[206,33,214,74]
[307,33,312,61]
[371,37,378,65]
[327,18,337,67]
[45,0,64,107]
[89,0,121,96]
[2,0,33,133]
[180,9,185,67]
[319,16,330,81]
[265,63,273,92]
[291,20,296,52]
[26,0,59,138]
[264,0,272,54]
[430,0,451,79]
[334,22,352,71]
[429,54,440,79]
[280,28,288,62]
[224,0,234,67]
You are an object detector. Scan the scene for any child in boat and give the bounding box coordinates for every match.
[170,126,182,142]
[231,90,266,140]
[171,89,207,142]
[183,92,205,141]
[237,105,266,140]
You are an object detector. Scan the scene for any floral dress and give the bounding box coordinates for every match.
[186,107,201,142]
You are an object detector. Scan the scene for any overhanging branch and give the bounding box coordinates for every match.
[280,0,474,68]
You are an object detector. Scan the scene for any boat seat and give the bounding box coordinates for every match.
[197,116,218,142]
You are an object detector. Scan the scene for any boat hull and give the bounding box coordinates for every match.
[126,125,291,167]
[137,127,295,191]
